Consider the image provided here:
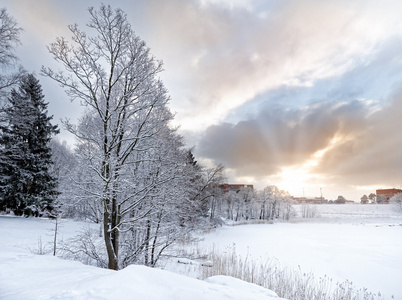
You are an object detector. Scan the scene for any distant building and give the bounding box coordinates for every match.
[376,188,402,204]
[219,184,254,193]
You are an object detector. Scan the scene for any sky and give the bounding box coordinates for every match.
[2,0,402,201]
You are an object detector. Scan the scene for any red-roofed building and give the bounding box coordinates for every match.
[376,188,402,204]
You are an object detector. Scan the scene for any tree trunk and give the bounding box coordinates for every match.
[151,214,162,267]
[271,200,276,221]
[144,219,151,266]
[104,202,118,270]
[53,217,58,256]
[210,197,215,220]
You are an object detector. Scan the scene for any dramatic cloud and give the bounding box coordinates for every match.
[198,100,369,175]
[141,0,402,131]
[314,92,402,187]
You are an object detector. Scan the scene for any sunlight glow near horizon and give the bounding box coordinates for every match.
[273,167,325,198]
[267,139,337,198]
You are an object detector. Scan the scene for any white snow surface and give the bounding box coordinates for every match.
[0,216,283,300]
[1,204,401,299]
[199,204,402,299]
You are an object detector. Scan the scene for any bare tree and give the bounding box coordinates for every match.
[0,8,20,66]
[376,195,386,204]
[368,193,377,204]
[49,139,85,219]
[42,5,175,270]
[256,185,294,221]
[390,193,402,213]
[360,194,369,204]
[335,195,346,204]
[0,8,24,95]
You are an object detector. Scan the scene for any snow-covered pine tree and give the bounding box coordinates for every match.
[0,74,59,216]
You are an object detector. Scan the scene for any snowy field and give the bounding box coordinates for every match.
[1,204,401,299]
[198,204,402,299]
[0,216,283,300]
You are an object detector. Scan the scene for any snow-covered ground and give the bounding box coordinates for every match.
[0,216,283,300]
[198,204,402,299]
[1,204,401,299]
[294,202,402,221]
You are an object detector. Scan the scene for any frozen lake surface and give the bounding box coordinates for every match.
[199,204,402,299]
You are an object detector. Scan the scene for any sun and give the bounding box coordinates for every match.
[274,166,311,196]
[272,149,328,197]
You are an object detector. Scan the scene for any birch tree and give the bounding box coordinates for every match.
[256,185,289,221]
[42,5,175,270]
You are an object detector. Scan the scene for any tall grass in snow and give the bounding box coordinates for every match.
[200,246,388,300]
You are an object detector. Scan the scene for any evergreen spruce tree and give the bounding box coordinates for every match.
[0,74,59,216]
